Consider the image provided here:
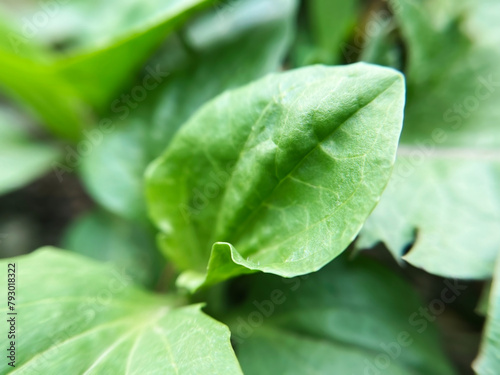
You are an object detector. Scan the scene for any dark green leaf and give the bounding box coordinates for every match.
[228,256,455,375]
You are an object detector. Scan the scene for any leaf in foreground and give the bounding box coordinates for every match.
[0,248,242,374]
[227,256,455,375]
[146,62,405,291]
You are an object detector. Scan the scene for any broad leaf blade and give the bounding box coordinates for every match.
[0,249,242,374]
[146,63,405,290]
[228,256,455,375]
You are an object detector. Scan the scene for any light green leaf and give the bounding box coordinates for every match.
[228,256,455,375]
[146,63,405,291]
[62,210,165,288]
[358,0,500,279]
[474,257,500,374]
[0,19,88,142]
[0,0,213,140]
[0,105,61,195]
[80,0,298,220]
[0,248,242,374]
[52,0,215,112]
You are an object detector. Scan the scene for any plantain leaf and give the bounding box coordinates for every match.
[146,63,405,291]
[0,105,61,195]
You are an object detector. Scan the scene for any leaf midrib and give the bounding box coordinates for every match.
[225,76,399,250]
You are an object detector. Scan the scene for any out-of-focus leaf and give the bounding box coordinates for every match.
[0,248,243,374]
[358,0,500,279]
[62,209,165,288]
[228,256,455,375]
[0,0,214,141]
[80,0,298,221]
[147,63,405,291]
[0,105,60,195]
[308,0,358,64]
[52,0,215,112]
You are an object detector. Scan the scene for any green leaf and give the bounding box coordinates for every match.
[80,118,153,221]
[0,248,242,374]
[474,258,500,374]
[0,26,88,142]
[146,63,405,291]
[62,210,165,288]
[0,105,61,195]
[227,256,456,375]
[308,0,358,64]
[0,0,213,141]
[52,0,215,112]
[80,0,298,221]
[358,0,500,279]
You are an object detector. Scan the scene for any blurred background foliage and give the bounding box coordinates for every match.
[0,1,499,373]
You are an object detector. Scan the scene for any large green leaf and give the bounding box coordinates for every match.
[80,0,298,221]
[474,257,500,374]
[227,256,455,375]
[358,0,500,279]
[62,210,165,288]
[146,63,405,291]
[0,105,61,195]
[0,248,242,374]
